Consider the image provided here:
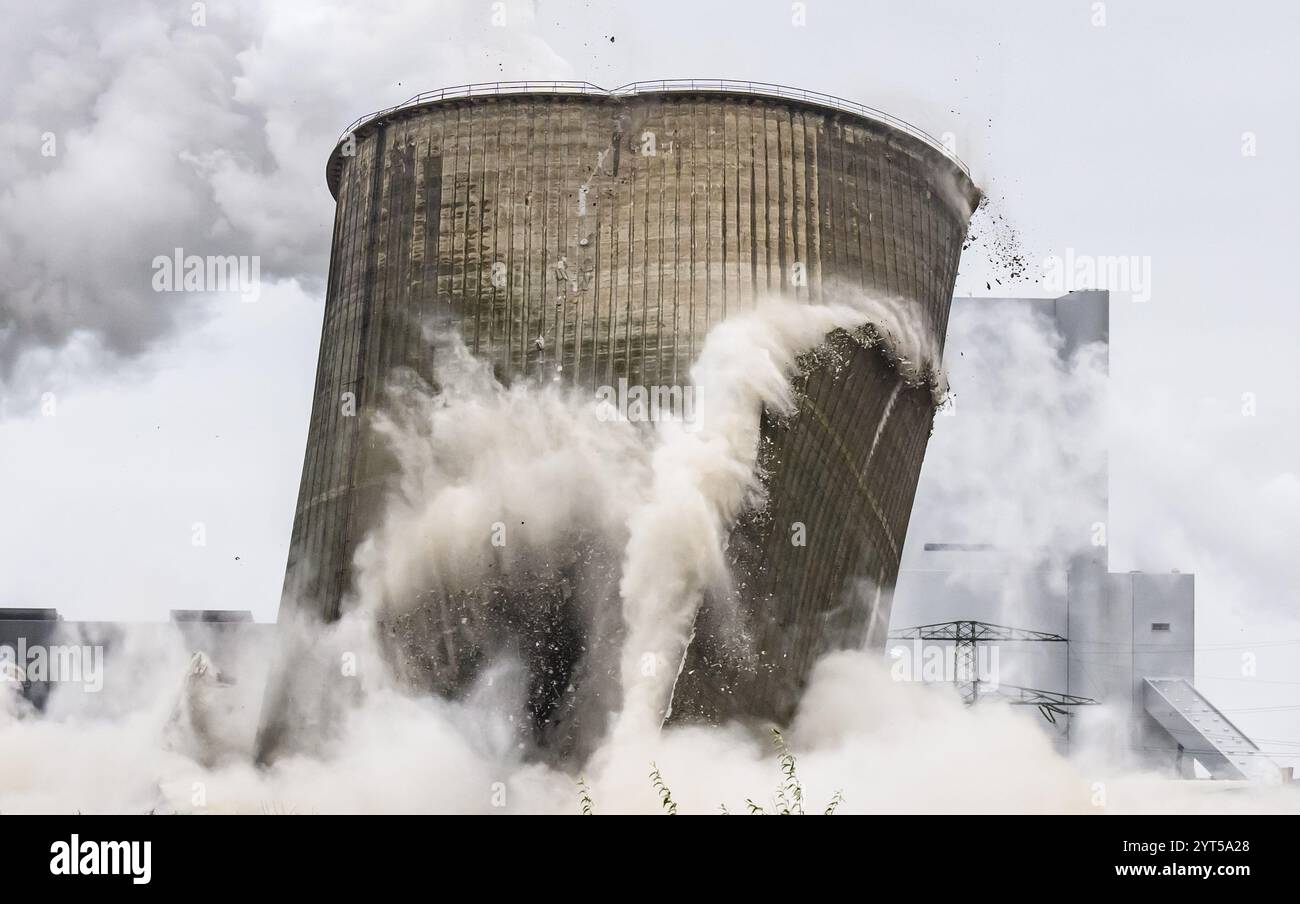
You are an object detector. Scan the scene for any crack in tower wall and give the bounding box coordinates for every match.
[267,91,979,749]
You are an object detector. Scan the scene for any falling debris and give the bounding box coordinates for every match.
[962,195,1032,288]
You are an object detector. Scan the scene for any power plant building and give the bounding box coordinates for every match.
[262,81,981,751]
[891,291,1281,781]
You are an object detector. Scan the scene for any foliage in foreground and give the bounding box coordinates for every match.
[577,728,844,815]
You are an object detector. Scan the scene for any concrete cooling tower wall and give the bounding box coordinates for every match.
[264,82,979,755]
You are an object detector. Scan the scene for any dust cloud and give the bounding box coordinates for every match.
[2,296,1295,814]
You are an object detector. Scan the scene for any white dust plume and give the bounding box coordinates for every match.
[3,295,1297,813]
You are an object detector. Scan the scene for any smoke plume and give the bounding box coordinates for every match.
[2,295,1297,813]
[0,0,569,395]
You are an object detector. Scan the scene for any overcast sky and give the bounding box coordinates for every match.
[1,0,1297,764]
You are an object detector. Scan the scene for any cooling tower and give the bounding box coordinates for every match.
[262,81,978,755]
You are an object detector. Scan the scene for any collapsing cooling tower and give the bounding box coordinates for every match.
[260,81,979,756]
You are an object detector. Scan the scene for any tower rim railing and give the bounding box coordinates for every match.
[330,79,970,179]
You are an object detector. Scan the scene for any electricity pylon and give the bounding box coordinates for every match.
[887,620,1095,722]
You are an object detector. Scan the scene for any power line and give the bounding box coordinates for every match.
[1196,675,1300,686]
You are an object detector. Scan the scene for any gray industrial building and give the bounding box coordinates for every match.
[891,290,1280,781]
[0,608,271,711]
[258,80,981,758]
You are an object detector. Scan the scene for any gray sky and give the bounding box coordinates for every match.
[2,0,1298,765]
